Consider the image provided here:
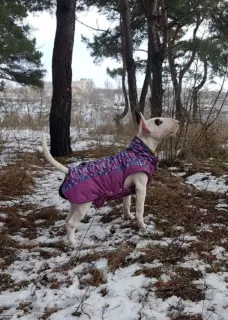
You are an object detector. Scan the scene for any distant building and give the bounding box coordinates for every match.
[114,93,125,106]
[45,82,52,97]
[72,79,94,92]
[44,79,95,97]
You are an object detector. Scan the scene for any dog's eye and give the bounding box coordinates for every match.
[155,119,163,126]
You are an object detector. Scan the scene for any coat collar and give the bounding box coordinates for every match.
[127,136,159,167]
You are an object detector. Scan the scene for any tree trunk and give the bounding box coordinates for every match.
[114,55,129,126]
[192,59,208,121]
[150,55,163,117]
[114,15,129,127]
[138,36,151,116]
[168,53,187,121]
[49,0,76,156]
[147,0,164,118]
[192,88,198,121]
[120,0,139,123]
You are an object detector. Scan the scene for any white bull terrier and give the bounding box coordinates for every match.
[42,114,179,245]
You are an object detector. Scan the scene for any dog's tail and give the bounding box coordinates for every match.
[42,133,69,175]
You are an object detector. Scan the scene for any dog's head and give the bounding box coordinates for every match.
[138,114,180,142]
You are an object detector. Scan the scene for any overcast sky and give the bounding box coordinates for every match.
[28,9,227,90]
[28,10,126,88]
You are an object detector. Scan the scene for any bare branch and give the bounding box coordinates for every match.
[76,17,109,32]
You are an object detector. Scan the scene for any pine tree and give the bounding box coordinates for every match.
[0,0,47,87]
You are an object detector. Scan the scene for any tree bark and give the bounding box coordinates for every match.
[150,55,163,117]
[138,46,151,115]
[147,0,164,117]
[114,16,129,127]
[120,0,139,123]
[50,0,76,156]
[168,53,185,120]
[192,59,208,121]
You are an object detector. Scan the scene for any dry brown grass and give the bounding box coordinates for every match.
[0,151,44,201]
[138,244,188,265]
[78,251,109,264]
[134,267,162,279]
[171,316,203,320]
[42,307,59,320]
[88,121,137,145]
[66,145,122,162]
[0,273,13,291]
[156,276,204,302]
[0,201,66,270]
[74,245,134,273]
[1,114,48,130]
[0,204,61,235]
[137,167,228,272]
[0,232,17,269]
[0,163,35,200]
[107,245,134,272]
[0,272,31,292]
[179,121,228,161]
[100,207,123,224]
[80,268,106,287]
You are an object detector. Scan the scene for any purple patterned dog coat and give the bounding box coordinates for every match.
[59,136,159,208]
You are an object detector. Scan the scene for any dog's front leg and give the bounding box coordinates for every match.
[123,196,134,220]
[135,183,147,229]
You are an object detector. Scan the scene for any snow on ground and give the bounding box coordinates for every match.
[0,128,123,167]
[186,172,228,194]
[0,129,228,320]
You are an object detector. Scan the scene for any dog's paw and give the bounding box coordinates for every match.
[139,222,155,236]
[68,239,77,247]
[138,221,147,230]
[124,212,135,220]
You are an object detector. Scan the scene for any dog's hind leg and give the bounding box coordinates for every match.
[66,202,91,246]
[123,196,134,220]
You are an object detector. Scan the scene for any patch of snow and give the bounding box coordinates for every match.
[215,203,228,212]
[186,173,228,194]
[197,224,213,233]
[172,226,185,231]
[167,167,179,171]
[171,172,186,177]
[211,246,228,261]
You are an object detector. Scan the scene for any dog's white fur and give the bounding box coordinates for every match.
[42,114,179,245]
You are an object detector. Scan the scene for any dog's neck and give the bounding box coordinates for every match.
[137,134,159,154]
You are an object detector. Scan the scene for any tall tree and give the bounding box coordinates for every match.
[0,0,46,87]
[80,0,228,122]
[144,0,167,117]
[50,0,77,157]
[120,0,139,123]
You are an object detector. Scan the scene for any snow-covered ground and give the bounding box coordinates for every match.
[0,130,227,320]
[186,173,228,194]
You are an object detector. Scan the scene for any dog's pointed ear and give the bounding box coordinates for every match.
[140,113,151,133]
